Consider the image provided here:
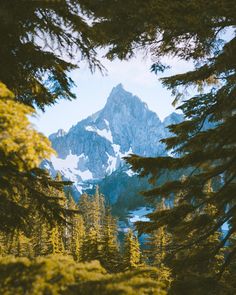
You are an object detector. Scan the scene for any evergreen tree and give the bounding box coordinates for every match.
[123,229,141,270]
[37,174,68,256]
[31,213,51,256]
[79,187,105,262]
[0,0,104,247]
[144,199,172,286]
[82,226,100,261]
[0,229,32,258]
[166,180,225,294]
[91,186,105,230]
[49,226,65,255]
[65,193,85,261]
[100,207,120,272]
[222,233,236,293]
[30,174,71,257]
[79,189,121,269]
[0,231,9,256]
[77,193,91,226]
[0,83,74,235]
[70,213,85,261]
[0,1,102,109]
[145,200,169,266]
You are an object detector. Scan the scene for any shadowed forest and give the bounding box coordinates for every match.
[0,1,236,294]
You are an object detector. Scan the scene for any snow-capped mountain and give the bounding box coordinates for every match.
[42,84,183,196]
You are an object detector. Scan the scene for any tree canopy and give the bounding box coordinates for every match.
[0,83,73,233]
[0,0,102,233]
[79,0,236,60]
[0,0,102,109]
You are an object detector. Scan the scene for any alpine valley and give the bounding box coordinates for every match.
[42,84,183,221]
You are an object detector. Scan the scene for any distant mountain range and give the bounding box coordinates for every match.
[42,84,183,218]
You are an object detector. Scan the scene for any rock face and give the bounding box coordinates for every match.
[42,84,183,195]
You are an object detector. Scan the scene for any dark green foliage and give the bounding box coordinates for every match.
[0,256,167,295]
[164,181,225,294]
[0,0,102,109]
[80,0,236,61]
[0,151,73,236]
[221,234,236,294]
[0,0,105,237]
[144,200,172,288]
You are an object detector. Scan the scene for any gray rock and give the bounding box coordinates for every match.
[45,84,184,194]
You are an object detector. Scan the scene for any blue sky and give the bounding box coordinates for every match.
[31,55,192,136]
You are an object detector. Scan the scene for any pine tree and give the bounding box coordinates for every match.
[30,174,72,257]
[91,186,105,230]
[222,233,236,293]
[31,215,51,256]
[145,200,168,266]
[0,0,104,236]
[79,189,121,269]
[0,231,9,256]
[201,180,225,276]
[0,1,102,109]
[49,226,65,255]
[0,229,32,257]
[0,83,74,235]
[167,180,225,294]
[82,226,100,261]
[41,175,67,256]
[65,193,85,261]
[70,214,85,261]
[79,187,105,262]
[100,207,120,272]
[144,200,172,286]
[78,193,91,227]
[123,229,141,270]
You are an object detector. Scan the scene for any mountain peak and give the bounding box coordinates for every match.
[108,83,128,99]
[49,129,66,141]
[106,83,145,109]
[113,83,124,91]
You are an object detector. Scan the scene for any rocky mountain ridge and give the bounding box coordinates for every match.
[42,84,183,197]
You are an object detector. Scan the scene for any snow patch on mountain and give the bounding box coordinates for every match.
[112,144,132,158]
[106,145,133,174]
[85,121,113,142]
[50,152,93,182]
[112,144,121,154]
[106,152,117,174]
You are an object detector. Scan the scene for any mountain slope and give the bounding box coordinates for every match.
[42,84,183,199]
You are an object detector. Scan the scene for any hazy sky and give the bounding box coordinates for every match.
[31,55,192,136]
